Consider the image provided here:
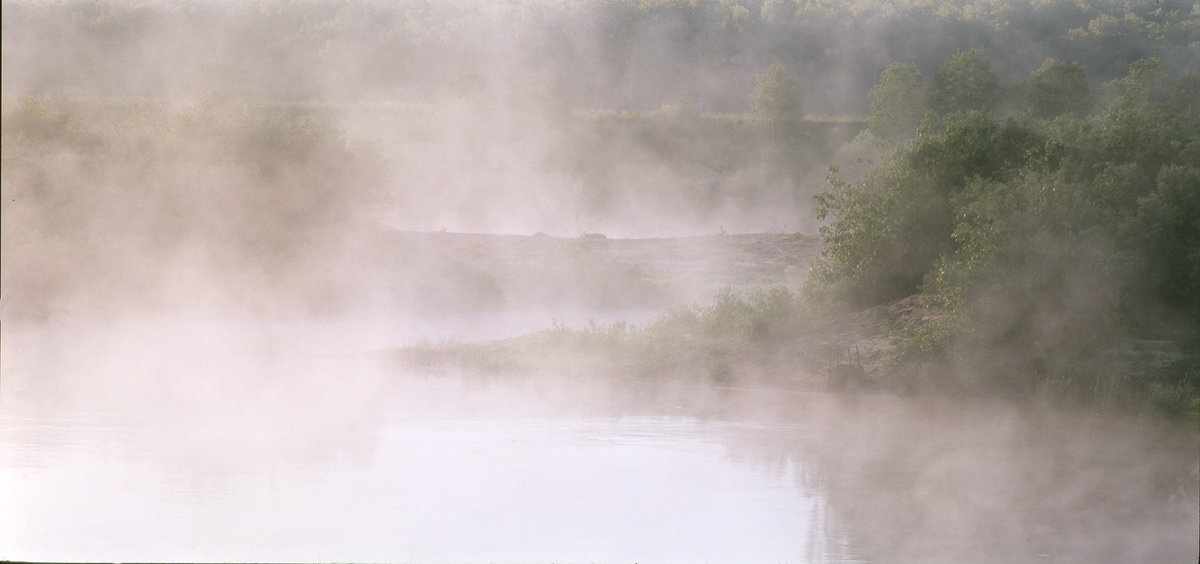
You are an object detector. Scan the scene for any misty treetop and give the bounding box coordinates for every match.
[750,62,804,124]
[808,57,1200,404]
[929,49,999,115]
[867,62,925,138]
[0,98,389,316]
[3,0,1198,113]
[4,0,1199,416]
[1029,58,1092,118]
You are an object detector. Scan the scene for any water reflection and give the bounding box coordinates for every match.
[2,320,1196,563]
[1,409,853,562]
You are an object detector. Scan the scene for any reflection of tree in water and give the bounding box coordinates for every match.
[708,391,1199,563]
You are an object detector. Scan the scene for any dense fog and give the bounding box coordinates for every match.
[2,1,1198,562]
[5,0,1198,318]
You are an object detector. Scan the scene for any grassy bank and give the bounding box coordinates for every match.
[394,284,1200,427]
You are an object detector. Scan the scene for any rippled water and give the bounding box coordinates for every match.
[0,319,866,563]
[2,319,1197,563]
[1,409,861,563]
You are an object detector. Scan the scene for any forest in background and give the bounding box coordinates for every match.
[3,0,1198,112]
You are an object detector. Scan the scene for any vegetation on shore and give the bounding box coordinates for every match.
[400,52,1200,425]
[5,0,1198,422]
[807,52,1199,422]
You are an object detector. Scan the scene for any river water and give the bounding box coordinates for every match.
[2,318,1197,563]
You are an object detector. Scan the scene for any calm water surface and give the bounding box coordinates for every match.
[1,410,856,563]
[2,318,1197,563]
[0,318,864,563]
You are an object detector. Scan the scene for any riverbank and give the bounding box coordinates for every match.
[389,287,933,393]
[389,233,1199,426]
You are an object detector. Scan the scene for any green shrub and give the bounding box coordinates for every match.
[807,58,1200,415]
[1146,381,1199,422]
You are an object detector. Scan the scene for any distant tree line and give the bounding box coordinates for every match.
[865,48,1131,140]
[3,0,1197,114]
[0,98,389,316]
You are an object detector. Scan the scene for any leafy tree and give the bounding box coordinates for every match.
[1123,164,1200,323]
[930,49,1000,115]
[1167,72,1200,116]
[1111,57,1171,108]
[750,62,804,126]
[759,0,794,24]
[810,57,1200,407]
[809,162,953,308]
[1089,59,1197,184]
[1029,58,1091,118]
[810,112,1047,307]
[908,112,1047,195]
[868,62,926,138]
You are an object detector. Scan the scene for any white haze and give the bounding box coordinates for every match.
[3,319,1196,562]
[1,0,855,317]
[2,1,1198,563]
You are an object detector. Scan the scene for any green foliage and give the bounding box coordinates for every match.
[1091,59,1199,178]
[5,0,1198,116]
[809,162,953,308]
[1122,165,1200,322]
[396,283,812,384]
[810,113,1046,308]
[697,286,804,345]
[750,62,804,125]
[893,316,956,362]
[1029,58,1091,119]
[809,57,1200,410]
[868,62,925,138]
[908,112,1047,193]
[929,49,1000,115]
[759,0,793,24]
[2,97,84,145]
[1112,57,1172,107]
[1145,381,1190,417]
[1,96,387,316]
[1145,358,1200,424]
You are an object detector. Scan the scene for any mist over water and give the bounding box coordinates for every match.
[4,319,1197,563]
[3,1,1200,562]
[1,322,850,563]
